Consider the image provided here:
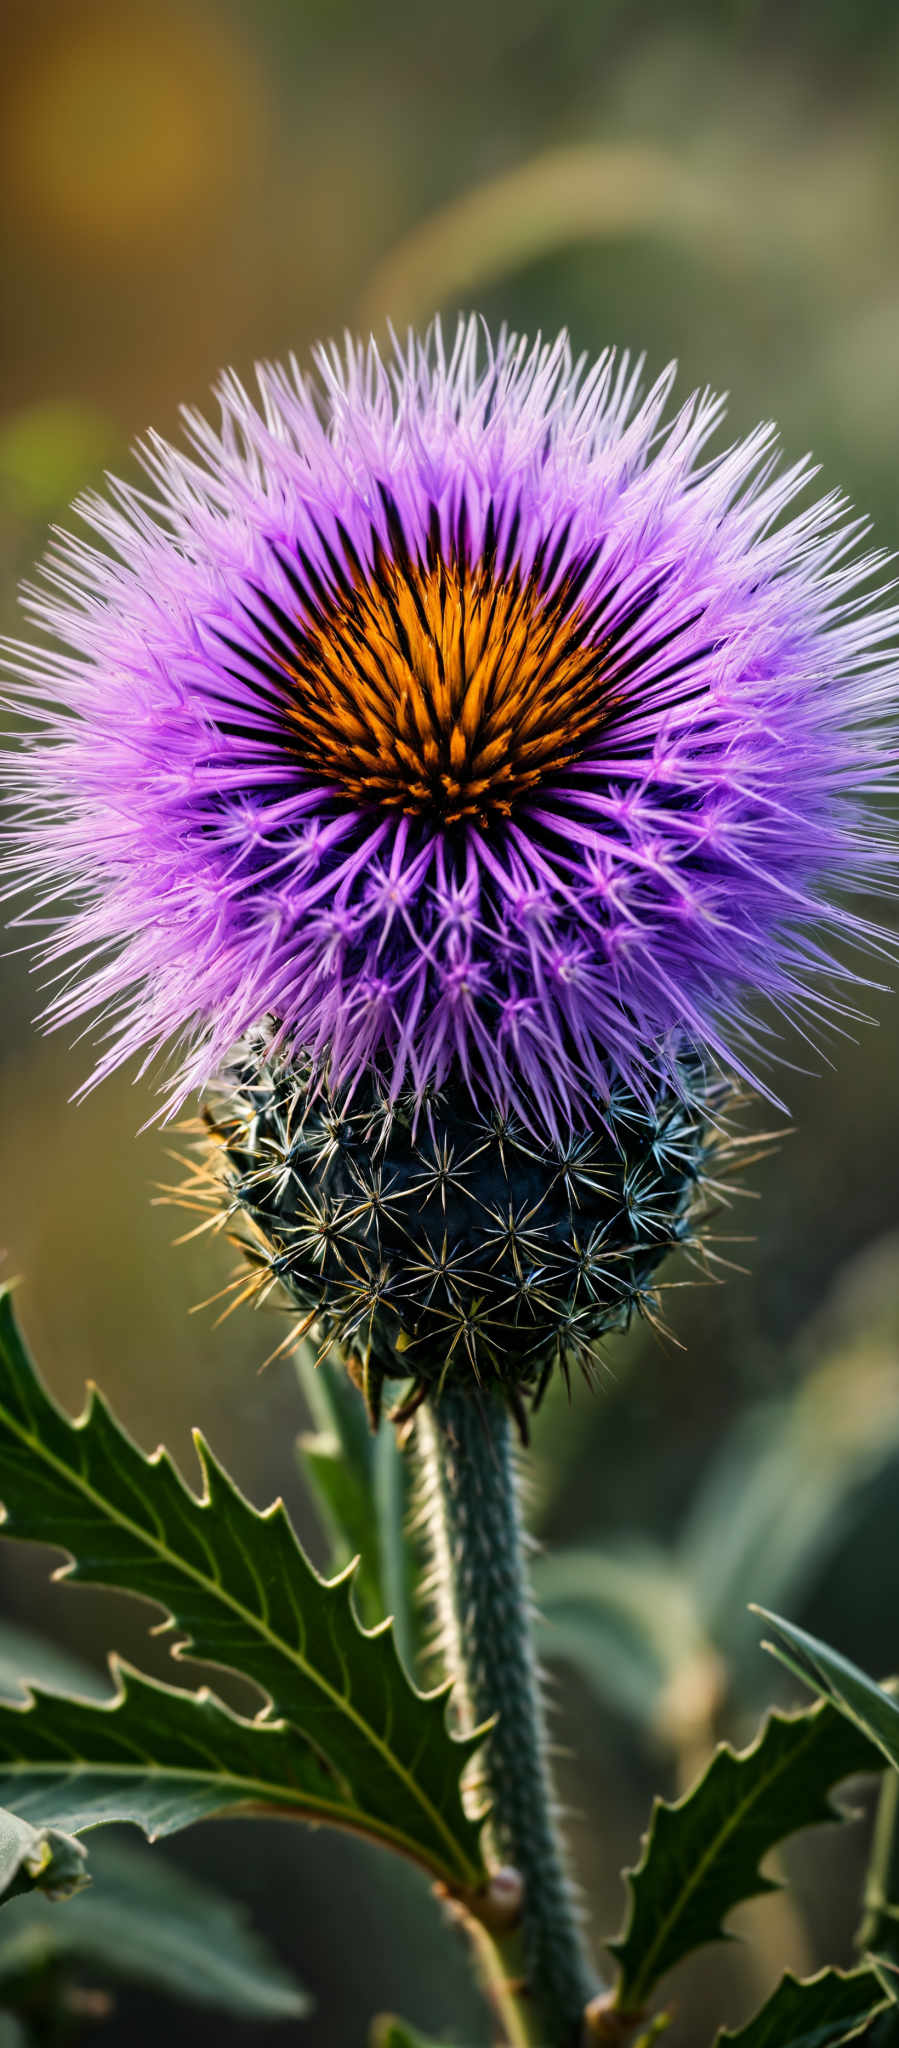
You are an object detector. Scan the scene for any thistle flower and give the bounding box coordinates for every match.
[2,320,895,1134]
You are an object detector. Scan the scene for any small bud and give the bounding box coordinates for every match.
[476,1866,524,1932]
[581,1993,651,2044]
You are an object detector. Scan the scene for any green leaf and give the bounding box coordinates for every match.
[369,2020,446,2047]
[0,1289,484,1892]
[868,1955,899,2006]
[714,1968,888,2047]
[296,1348,420,1673]
[865,1967,899,2048]
[759,1611,899,1774]
[0,1809,88,1906]
[296,1346,382,1618]
[532,1542,708,1729]
[0,1662,367,1840]
[609,1701,882,2012]
[0,1834,308,2019]
[372,1423,419,1680]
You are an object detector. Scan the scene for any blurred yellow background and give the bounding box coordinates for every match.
[2,3,899,2042]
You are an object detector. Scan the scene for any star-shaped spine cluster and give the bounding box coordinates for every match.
[177,1028,747,1423]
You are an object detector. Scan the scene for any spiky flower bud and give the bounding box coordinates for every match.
[188,1027,735,1424]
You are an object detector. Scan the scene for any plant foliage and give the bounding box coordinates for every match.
[0,1288,485,1893]
[369,2021,445,2047]
[0,1807,87,1906]
[714,1967,889,2047]
[609,1701,882,2012]
[759,1611,899,1774]
[295,1345,420,1672]
[0,1835,307,2020]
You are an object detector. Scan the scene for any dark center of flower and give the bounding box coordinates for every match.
[270,510,612,826]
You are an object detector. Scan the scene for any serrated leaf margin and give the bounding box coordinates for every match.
[609,1701,882,2012]
[714,1966,888,2048]
[0,1288,485,1891]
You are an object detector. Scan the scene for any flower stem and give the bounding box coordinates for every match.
[858,1763,899,1962]
[417,1384,601,2047]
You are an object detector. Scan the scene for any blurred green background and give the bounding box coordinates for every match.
[2,1,899,2041]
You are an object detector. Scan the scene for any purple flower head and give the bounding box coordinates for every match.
[2,319,896,1130]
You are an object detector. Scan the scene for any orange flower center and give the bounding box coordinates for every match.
[278,541,611,826]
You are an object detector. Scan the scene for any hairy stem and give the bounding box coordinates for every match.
[417,1385,600,2047]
